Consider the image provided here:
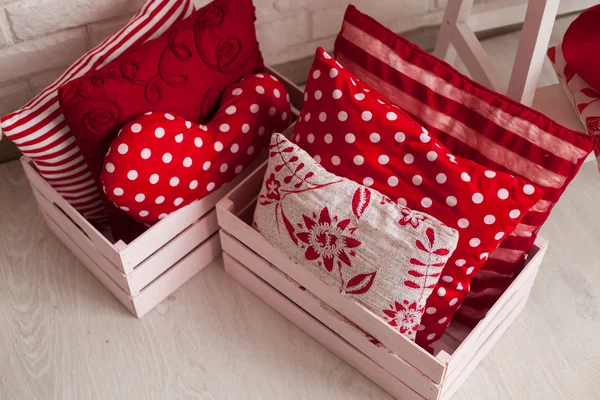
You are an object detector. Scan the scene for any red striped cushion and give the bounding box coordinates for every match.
[0,0,194,222]
[334,5,594,325]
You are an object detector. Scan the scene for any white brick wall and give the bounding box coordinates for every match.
[0,0,496,117]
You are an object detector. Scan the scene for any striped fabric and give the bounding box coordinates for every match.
[0,0,194,222]
[334,5,594,325]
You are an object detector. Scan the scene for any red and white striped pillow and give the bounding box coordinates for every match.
[0,0,194,222]
[334,5,595,325]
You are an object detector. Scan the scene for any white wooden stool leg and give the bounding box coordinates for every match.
[434,0,475,65]
[506,0,560,106]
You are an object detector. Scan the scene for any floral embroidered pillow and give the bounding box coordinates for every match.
[253,134,459,340]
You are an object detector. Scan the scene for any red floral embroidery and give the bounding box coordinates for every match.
[398,207,425,228]
[382,300,423,337]
[264,173,281,201]
[258,135,341,237]
[351,187,371,219]
[295,207,361,272]
[586,116,600,136]
[405,228,450,290]
[345,271,377,295]
[577,88,600,114]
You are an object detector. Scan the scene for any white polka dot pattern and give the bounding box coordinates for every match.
[290,48,543,349]
[101,73,292,224]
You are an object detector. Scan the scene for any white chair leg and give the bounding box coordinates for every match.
[506,0,560,106]
[434,0,475,65]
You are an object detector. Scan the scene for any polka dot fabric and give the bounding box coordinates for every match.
[292,48,543,349]
[101,73,291,224]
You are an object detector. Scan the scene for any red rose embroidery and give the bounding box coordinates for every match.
[265,173,281,201]
[382,300,424,337]
[398,207,425,228]
[295,207,361,272]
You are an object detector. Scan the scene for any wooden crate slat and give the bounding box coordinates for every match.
[216,198,447,383]
[33,187,132,293]
[441,297,529,400]
[119,155,265,273]
[128,208,219,294]
[221,232,442,400]
[265,65,304,116]
[445,273,536,385]
[21,157,122,268]
[42,212,136,315]
[223,253,427,400]
[133,233,221,318]
[446,239,545,375]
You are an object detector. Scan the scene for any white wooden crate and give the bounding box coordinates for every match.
[21,66,303,318]
[216,147,548,399]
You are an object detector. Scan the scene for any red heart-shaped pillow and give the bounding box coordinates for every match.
[563,5,600,92]
[101,73,291,224]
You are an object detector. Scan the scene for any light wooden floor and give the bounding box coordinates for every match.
[1,15,600,400]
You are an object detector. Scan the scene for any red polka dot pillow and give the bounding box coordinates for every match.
[101,73,291,224]
[292,48,543,349]
[254,133,459,340]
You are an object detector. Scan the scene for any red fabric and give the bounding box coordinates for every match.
[334,5,594,325]
[58,0,264,242]
[293,48,543,349]
[0,0,194,222]
[562,5,600,93]
[101,73,291,224]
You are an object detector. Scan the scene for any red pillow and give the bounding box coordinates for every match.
[101,73,291,224]
[562,5,600,93]
[334,5,594,325]
[58,0,264,242]
[293,48,543,349]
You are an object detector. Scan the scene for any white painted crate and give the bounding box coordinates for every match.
[215,138,548,399]
[21,66,303,318]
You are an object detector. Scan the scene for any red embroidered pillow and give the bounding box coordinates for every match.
[293,48,543,348]
[254,134,459,340]
[548,45,600,171]
[334,5,593,325]
[0,0,194,222]
[562,5,600,93]
[58,0,264,242]
[102,73,291,224]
